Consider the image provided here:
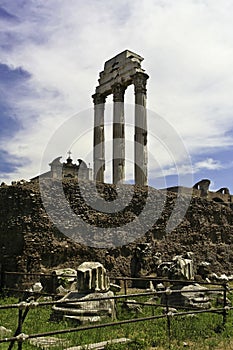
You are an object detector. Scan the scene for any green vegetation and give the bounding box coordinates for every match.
[0,291,232,350]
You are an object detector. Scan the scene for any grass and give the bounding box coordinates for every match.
[0,289,232,350]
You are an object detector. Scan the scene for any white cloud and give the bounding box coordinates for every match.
[195,158,222,171]
[154,157,222,181]
[0,0,233,183]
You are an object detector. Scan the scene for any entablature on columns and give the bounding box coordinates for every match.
[94,50,146,97]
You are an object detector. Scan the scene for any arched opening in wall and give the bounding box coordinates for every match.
[216,187,230,195]
[212,197,224,204]
[193,183,200,190]
[64,174,74,178]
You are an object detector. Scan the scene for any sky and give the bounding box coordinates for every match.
[0,0,233,192]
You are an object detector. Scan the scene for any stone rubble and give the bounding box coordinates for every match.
[29,336,69,349]
[0,326,12,337]
[161,283,211,309]
[65,338,131,350]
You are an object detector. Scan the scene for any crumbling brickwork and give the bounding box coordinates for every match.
[0,180,233,278]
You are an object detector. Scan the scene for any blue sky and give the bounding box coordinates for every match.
[0,0,233,192]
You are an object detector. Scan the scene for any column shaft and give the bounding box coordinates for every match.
[133,72,149,186]
[112,83,126,184]
[93,93,106,182]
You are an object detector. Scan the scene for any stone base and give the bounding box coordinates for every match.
[51,290,115,324]
[161,283,211,309]
[64,315,101,324]
[65,338,131,350]
[29,337,70,349]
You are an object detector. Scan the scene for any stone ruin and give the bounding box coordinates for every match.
[167,178,233,209]
[193,179,211,197]
[131,243,155,288]
[157,252,195,280]
[77,261,109,292]
[130,246,211,309]
[51,262,115,324]
[157,253,213,310]
[2,165,233,282]
[160,283,212,310]
[131,245,195,288]
[93,50,149,185]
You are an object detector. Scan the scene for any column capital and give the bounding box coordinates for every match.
[112,83,126,102]
[92,93,106,105]
[133,72,149,94]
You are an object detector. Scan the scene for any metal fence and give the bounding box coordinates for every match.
[0,272,232,349]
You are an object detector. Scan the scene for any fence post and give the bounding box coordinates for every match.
[7,295,34,350]
[51,272,57,298]
[165,288,171,350]
[222,282,228,328]
[17,308,23,350]
[124,279,127,297]
[0,264,5,293]
[8,298,24,350]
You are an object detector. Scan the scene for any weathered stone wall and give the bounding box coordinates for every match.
[167,184,233,207]
[0,179,233,278]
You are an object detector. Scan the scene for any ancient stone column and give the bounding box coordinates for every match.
[77,262,110,292]
[93,93,106,182]
[133,72,149,186]
[112,83,126,184]
[93,51,149,185]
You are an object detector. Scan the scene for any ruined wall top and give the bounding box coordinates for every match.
[95,49,146,96]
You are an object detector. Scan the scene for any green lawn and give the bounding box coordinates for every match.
[0,291,232,350]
